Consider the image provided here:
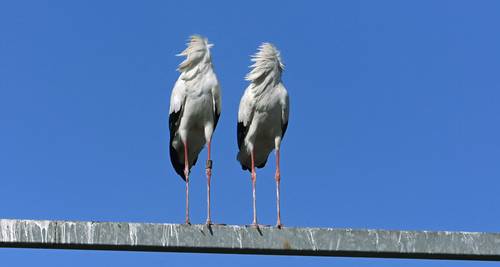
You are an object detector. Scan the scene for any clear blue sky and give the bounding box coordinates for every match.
[1,1,499,266]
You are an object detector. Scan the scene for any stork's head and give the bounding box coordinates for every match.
[246,43,284,84]
[177,35,214,73]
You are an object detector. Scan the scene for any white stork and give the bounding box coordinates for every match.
[237,43,289,228]
[169,35,221,225]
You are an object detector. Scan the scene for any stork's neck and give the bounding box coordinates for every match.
[250,69,281,96]
[180,59,213,81]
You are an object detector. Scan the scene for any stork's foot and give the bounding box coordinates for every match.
[247,222,270,228]
[276,217,283,229]
[245,220,259,228]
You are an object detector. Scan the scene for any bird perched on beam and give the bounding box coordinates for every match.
[169,35,221,225]
[237,43,289,228]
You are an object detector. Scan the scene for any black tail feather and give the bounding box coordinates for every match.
[239,158,267,172]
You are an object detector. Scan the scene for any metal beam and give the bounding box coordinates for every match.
[1,219,500,261]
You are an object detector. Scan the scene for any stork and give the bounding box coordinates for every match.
[237,43,289,228]
[169,35,221,225]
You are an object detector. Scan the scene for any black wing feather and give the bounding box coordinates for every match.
[237,121,249,171]
[213,109,220,131]
[256,159,267,169]
[169,109,186,181]
[237,121,248,150]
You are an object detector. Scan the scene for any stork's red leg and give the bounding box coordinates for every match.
[251,149,258,226]
[275,148,282,228]
[184,141,190,225]
[205,141,212,225]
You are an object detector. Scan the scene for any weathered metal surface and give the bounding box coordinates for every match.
[1,219,500,260]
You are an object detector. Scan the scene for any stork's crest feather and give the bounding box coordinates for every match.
[245,43,284,83]
[177,35,213,75]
